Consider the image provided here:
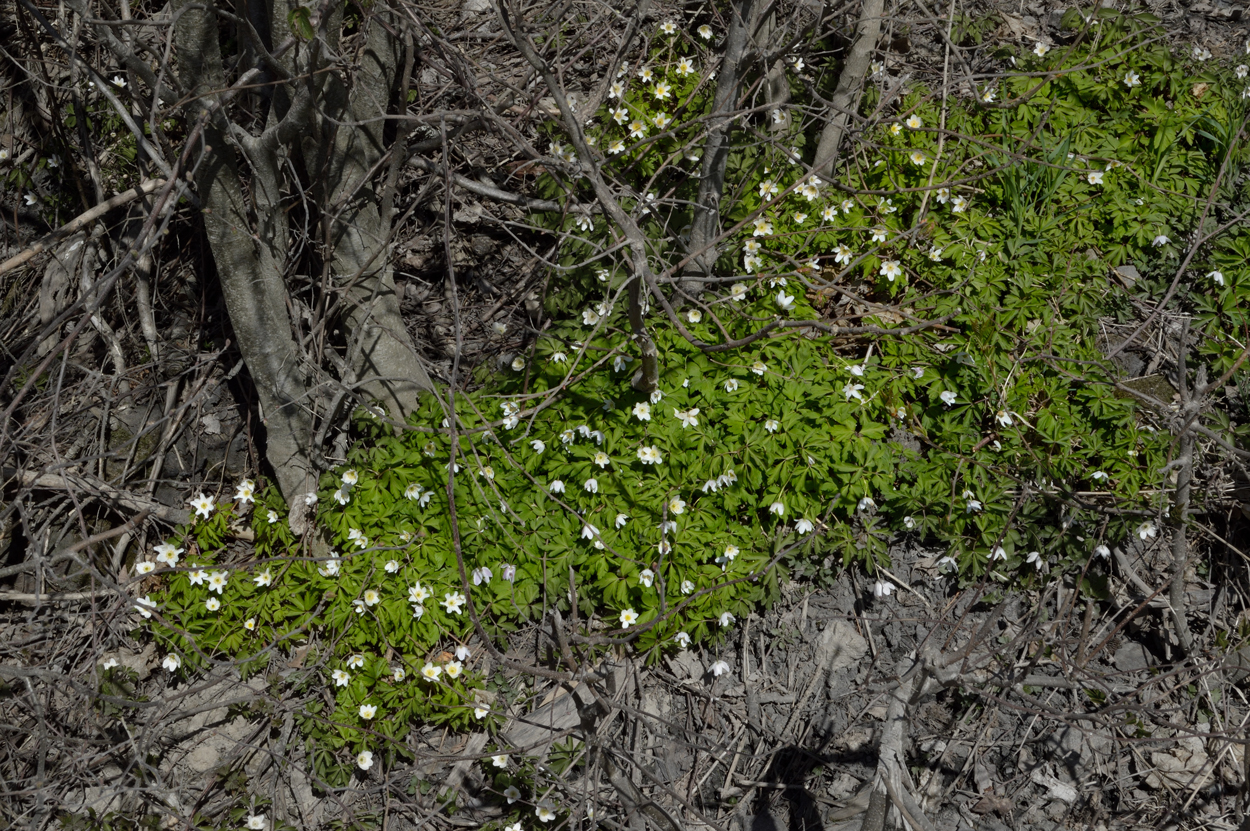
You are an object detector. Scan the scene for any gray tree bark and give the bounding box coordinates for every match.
[291,0,434,417]
[812,0,885,183]
[173,0,434,518]
[174,0,318,510]
[679,0,757,297]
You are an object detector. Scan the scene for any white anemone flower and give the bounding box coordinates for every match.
[637,445,663,464]
[189,493,215,518]
[206,571,228,594]
[154,543,183,566]
[673,408,699,428]
[234,479,256,504]
[441,591,467,614]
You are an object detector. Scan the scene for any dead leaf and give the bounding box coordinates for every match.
[1144,733,1212,788]
[452,202,484,224]
[974,758,993,795]
[997,12,1029,40]
[286,644,310,668]
[1029,769,1078,803]
[970,795,1013,815]
[1192,82,1209,99]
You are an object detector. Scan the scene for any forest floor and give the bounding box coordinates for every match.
[5,0,1250,830]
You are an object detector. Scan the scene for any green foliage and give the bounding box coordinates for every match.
[288,6,314,40]
[951,13,996,47]
[135,9,1250,798]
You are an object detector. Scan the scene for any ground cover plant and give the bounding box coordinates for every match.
[119,6,1250,806]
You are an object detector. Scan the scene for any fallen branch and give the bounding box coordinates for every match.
[0,588,118,605]
[1168,321,1200,655]
[407,156,568,212]
[6,468,190,525]
[0,178,167,276]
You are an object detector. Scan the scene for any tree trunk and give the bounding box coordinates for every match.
[812,0,884,182]
[174,0,319,511]
[679,0,756,297]
[174,0,435,517]
[296,2,434,419]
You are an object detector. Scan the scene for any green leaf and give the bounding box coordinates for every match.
[288,7,314,39]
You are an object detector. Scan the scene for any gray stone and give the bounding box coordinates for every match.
[821,620,868,674]
[1114,641,1155,672]
[1111,264,1140,288]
